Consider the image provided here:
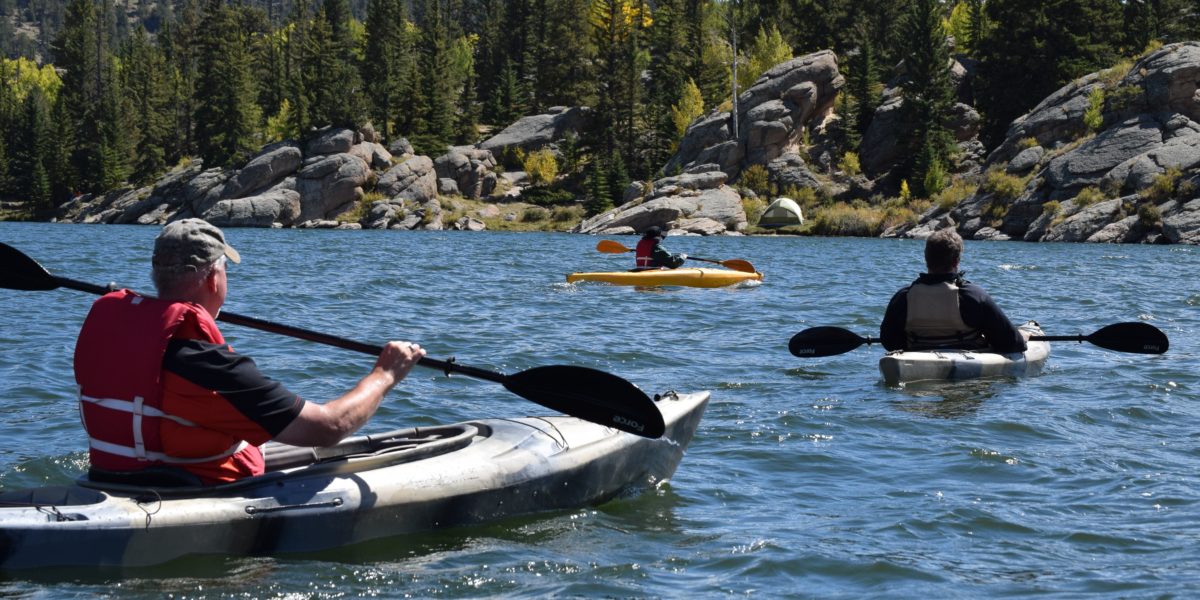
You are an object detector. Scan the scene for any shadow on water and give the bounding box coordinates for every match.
[885,379,1003,419]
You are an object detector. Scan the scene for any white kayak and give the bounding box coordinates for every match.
[0,391,709,570]
[878,322,1049,385]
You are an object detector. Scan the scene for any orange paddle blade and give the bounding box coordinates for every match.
[719,259,757,273]
[596,240,633,253]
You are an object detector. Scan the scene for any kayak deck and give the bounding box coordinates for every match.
[0,391,709,569]
[878,322,1050,385]
[566,268,762,288]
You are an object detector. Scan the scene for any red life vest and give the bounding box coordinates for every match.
[635,238,658,269]
[74,290,250,473]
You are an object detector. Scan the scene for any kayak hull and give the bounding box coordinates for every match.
[566,268,762,288]
[0,391,708,569]
[878,322,1050,385]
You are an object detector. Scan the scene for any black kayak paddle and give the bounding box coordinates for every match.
[0,242,666,438]
[788,322,1169,358]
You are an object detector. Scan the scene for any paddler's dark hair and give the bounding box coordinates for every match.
[925,227,963,273]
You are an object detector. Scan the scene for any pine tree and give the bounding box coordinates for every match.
[645,0,689,174]
[899,0,955,197]
[123,27,172,183]
[321,0,363,127]
[194,0,262,168]
[52,0,103,192]
[847,27,879,144]
[412,0,454,153]
[363,0,404,136]
[454,52,480,144]
[158,0,202,160]
[976,0,1122,148]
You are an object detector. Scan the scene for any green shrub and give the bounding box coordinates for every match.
[551,205,585,223]
[521,186,576,206]
[982,168,1028,200]
[1084,88,1105,133]
[932,180,978,212]
[1105,83,1143,112]
[1142,167,1182,203]
[1041,200,1062,216]
[922,158,947,198]
[743,196,768,224]
[521,206,550,222]
[739,164,772,197]
[523,149,559,185]
[1017,137,1040,150]
[839,151,861,176]
[1074,186,1106,207]
[1137,202,1162,227]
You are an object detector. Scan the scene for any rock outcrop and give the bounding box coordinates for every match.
[898,42,1200,245]
[664,50,844,183]
[573,169,747,236]
[477,106,592,157]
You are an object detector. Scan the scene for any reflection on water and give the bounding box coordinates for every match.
[888,379,1003,419]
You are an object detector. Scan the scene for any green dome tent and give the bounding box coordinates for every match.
[757,197,804,228]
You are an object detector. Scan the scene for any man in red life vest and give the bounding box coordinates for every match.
[634,226,687,270]
[74,218,426,485]
[879,227,1028,353]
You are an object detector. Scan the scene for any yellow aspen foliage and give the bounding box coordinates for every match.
[524,149,559,186]
[0,57,63,105]
[671,79,705,139]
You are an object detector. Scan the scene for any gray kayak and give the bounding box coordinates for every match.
[878,322,1050,385]
[0,390,709,570]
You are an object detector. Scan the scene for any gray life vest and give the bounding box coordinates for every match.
[904,280,988,350]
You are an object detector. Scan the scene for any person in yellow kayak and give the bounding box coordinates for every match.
[635,226,687,270]
[73,218,426,485]
[879,227,1028,353]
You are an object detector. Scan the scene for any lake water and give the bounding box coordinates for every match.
[0,221,1197,597]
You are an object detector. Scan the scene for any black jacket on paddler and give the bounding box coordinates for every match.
[879,272,1027,353]
[634,237,686,269]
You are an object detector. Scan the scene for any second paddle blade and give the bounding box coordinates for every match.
[1089,322,1170,354]
[0,242,59,291]
[788,326,869,358]
[503,365,665,438]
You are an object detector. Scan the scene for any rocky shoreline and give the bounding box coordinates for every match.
[50,44,1200,246]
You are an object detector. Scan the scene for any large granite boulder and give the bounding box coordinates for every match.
[477,106,592,156]
[434,148,498,199]
[663,50,844,179]
[377,156,437,203]
[574,170,747,235]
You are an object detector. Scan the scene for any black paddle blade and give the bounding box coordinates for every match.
[503,365,665,438]
[0,242,59,291]
[1088,322,1169,354]
[788,326,870,358]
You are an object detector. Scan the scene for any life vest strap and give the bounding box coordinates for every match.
[86,437,249,465]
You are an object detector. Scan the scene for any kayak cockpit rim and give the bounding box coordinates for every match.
[74,423,481,498]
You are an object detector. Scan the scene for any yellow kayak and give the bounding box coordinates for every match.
[566,268,763,288]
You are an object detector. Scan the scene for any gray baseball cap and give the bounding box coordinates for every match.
[153,218,241,271]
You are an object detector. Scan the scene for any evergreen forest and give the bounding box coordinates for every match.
[0,0,1197,217]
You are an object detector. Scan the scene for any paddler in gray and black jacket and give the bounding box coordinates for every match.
[879,228,1028,353]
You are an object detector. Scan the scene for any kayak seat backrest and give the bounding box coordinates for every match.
[86,466,205,488]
